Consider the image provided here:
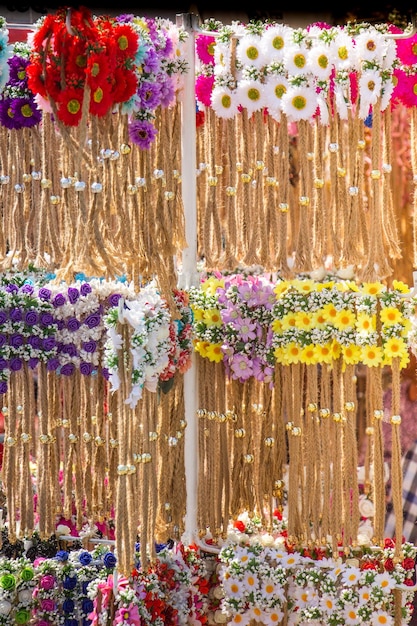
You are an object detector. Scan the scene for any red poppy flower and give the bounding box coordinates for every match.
[111,23,139,59]
[57,87,84,126]
[89,81,113,117]
[110,67,138,104]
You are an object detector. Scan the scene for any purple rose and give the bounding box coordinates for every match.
[0,358,7,369]
[82,340,97,353]
[0,310,7,324]
[53,293,66,307]
[102,367,110,380]
[56,319,65,330]
[62,343,77,357]
[67,287,80,304]
[39,312,54,327]
[9,333,23,348]
[28,357,39,369]
[42,337,56,351]
[9,357,22,371]
[25,310,37,325]
[79,362,93,376]
[108,293,122,307]
[28,336,41,349]
[38,287,51,301]
[67,318,81,332]
[5,283,18,294]
[0,381,7,394]
[60,363,75,376]
[47,357,59,371]
[0,334,6,348]
[84,313,101,329]
[21,284,34,295]
[80,283,92,296]
[41,598,56,611]
[39,574,55,590]
[10,308,22,322]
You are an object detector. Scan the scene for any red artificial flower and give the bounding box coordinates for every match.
[112,23,139,60]
[196,109,205,128]
[65,39,89,79]
[67,5,96,38]
[233,520,245,532]
[26,58,48,99]
[44,65,63,100]
[89,82,113,117]
[402,557,415,571]
[273,509,283,520]
[57,87,84,126]
[384,537,396,549]
[196,578,210,594]
[404,577,415,586]
[32,13,56,49]
[85,52,112,90]
[110,67,138,104]
[361,561,378,570]
[384,558,395,571]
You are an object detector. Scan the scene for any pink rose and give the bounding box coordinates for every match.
[40,598,56,611]
[39,575,55,590]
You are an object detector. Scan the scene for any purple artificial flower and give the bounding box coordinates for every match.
[67,287,80,304]
[158,34,174,57]
[9,357,22,371]
[128,118,158,150]
[39,574,55,590]
[11,97,42,128]
[108,293,122,307]
[21,283,34,295]
[40,598,56,612]
[137,80,161,110]
[102,367,110,380]
[232,317,257,342]
[0,334,6,348]
[62,343,77,357]
[252,357,273,384]
[28,335,41,349]
[82,340,97,353]
[67,317,81,332]
[53,293,66,307]
[0,381,7,394]
[0,358,8,369]
[7,55,29,88]
[10,307,22,322]
[9,333,24,348]
[143,47,160,74]
[28,357,39,369]
[0,97,21,129]
[42,337,56,351]
[38,287,52,301]
[47,357,59,371]
[5,284,18,294]
[230,353,253,381]
[24,310,38,325]
[159,75,175,108]
[80,282,92,296]
[60,363,75,376]
[84,313,101,329]
[39,312,54,327]
[56,319,65,330]
[78,551,93,566]
[116,13,134,22]
[221,305,239,324]
[0,311,7,325]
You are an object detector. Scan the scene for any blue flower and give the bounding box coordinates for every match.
[79,551,93,566]
[55,550,69,561]
[63,575,77,590]
[102,552,117,569]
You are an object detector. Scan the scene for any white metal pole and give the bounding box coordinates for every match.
[176,12,200,546]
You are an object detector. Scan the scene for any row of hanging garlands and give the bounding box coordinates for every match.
[0,267,416,579]
[1,10,417,294]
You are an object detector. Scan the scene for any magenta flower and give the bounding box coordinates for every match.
[114,603,140,626]
[195,74,214,107]
[39,574,56,590]
[196,35,216,65]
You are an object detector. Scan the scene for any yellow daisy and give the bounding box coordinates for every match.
[272,318,282,333]
[331,339,341,359]
[356,312,376,333]
[383,337,408,362]
[194,340,210,357]
[312,309,328,328]
[295,310,315,331]
[360,281,385,296]
[342,344,361,365]
[205,343,224,363]
[333,308,356,331]
[203,308,223,326]
[291,278,315,294]
[280,312,298,331]
[191,306,205,322]
[392,279,411,294]
[342,280,360,292]
[361,344,384,367]
[316,280,335,291]
[274,281,290,297]
[400,318,412,335]
[300,344,319,365]
[274,346,286,363]
[316,342,334,364]
[380,306,403,327]
[282,342,302,364]
[201,275,225,295]
[322,302,338,323]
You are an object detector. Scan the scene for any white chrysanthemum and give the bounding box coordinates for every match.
[263,74,288,120]
[342,604,360,625]
[306,42,333,80]
[370,610,394,626]
[354,28,389,65]
[281,83,318,122]
[237,79,266,115]
[284,41,310,76]
[331,30,357,72]
[214,41,232,76]
[341,566,362,586]
[260,24,292,61]
[237,34,265,69]
[358,69,382,119]
[211,85,240,119]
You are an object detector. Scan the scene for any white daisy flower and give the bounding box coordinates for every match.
[237,34,265,69]
[281,83,318,122]
[374,571,396,594]
[343,604,361,625]
[357,586,372,605]
[307,42,333,80]
[370,610,394,626]
[260,579,285,602]
[334,82,350,119]
[263,74,288,119]
[358,69,382,119]
[234,545,252,564]
[229,612,251,626]
[214,41,232,76]
[331,30,358,72]
[382,38,397,70]
[284,41,310,76]
[278,551,301,569]
[222,575,246,598]
[237,79,266,115]
[261,24,292,61]
[211,85,240,119]
[341,566,362,586]
[355,28,389,66]
[320,592,337,614]
[291,584,312,607]
[262,607,284,625]
[242,570,259,593]
[248,607,264,622]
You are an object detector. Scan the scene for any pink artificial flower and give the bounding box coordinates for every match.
[195,35,216,65]
[396,32,417,66]
[40,598,56,611]
[195,74,214,107]
[33,557,46,567]
[39,574,56,590]
[114,603,141,626]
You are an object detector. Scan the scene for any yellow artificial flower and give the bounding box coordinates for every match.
[331,339,341,360]
[356,312,376,333]
[280,312,298,331]
[272,318,282,333]
[316,342,334,364]
[282,342,302,364]
[361,344,384,367]
[342,280,360,292]
[342,344,362,365]
[380,306,403,327]
[360,281,385,296]
[392,279,410,294]
[291,278,315,294]
[201,276,225,295]
[383,337,408,362]
[191,306,205,322]
[312,309,327,328]
[333,308,356,331]
[316,280,335,291]
[401,318,412,335]
[300,344,319,365]
[273,346,286,363]
[194,340,210,357]
[205,343,224,362]
[203,308,223,326]
[322,302,338,323]
[274,281,290,297]
[295,311,315,331]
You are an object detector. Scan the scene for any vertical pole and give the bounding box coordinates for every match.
[176,12,200,545]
